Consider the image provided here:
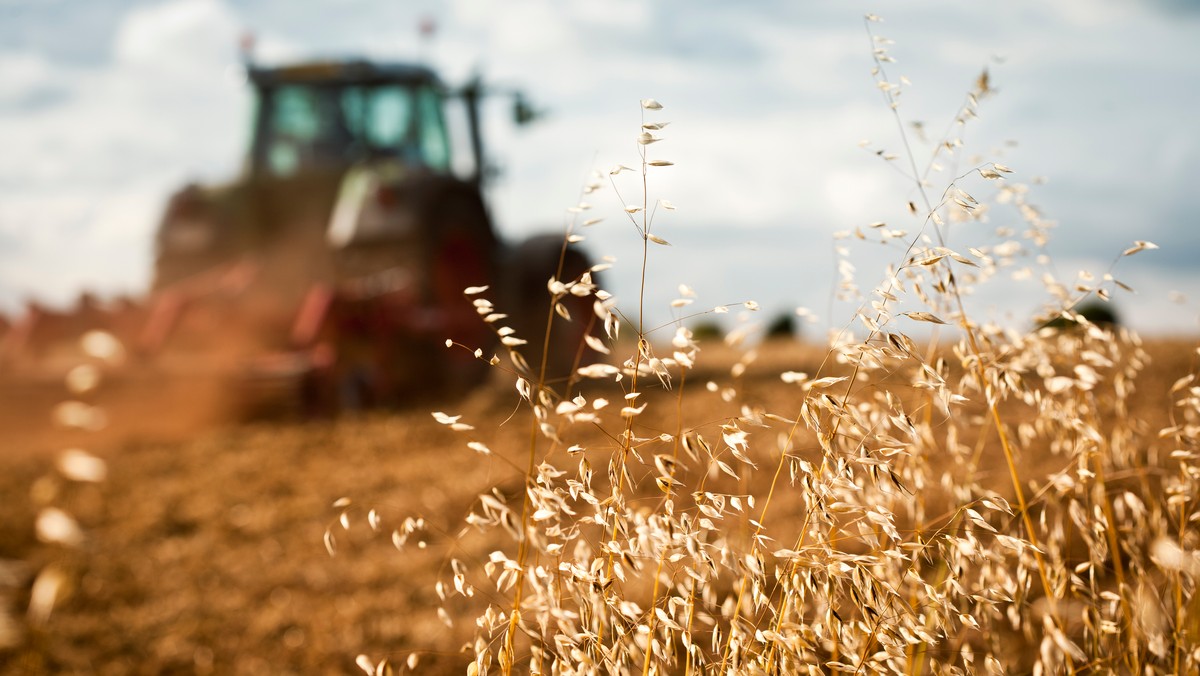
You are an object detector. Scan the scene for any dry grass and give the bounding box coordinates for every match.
[350,18,1200,675]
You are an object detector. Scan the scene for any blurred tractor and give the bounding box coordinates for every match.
[0,60,596,417]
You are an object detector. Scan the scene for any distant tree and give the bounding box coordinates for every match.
[690,321,723,342]
[765,312,797,340]
[1041,299,1121,330]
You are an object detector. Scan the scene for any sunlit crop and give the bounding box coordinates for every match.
[340,16,1200,675]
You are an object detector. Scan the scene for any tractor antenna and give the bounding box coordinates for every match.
[238,30,257,68]
[417,16,437,65]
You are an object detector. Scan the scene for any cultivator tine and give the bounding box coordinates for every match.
[139,291,185,355]
[292,284,335,348]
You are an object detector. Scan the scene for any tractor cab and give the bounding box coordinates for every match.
[245,61,455,180]
[153,60,498,290]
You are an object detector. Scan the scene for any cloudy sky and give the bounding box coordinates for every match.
[2,0,1198,338]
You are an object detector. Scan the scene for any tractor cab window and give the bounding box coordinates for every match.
[415,86,451,171]
[355,86,410,149]
[256,81,452,178]
[262,85,347,176]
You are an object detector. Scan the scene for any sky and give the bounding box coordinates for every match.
[1,0,1198,339]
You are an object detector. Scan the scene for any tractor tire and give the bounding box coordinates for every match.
[502,234,600,396]
[298,181,502,413]
[423,192,498,397]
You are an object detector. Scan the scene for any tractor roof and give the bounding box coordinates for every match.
[247,60,442,89]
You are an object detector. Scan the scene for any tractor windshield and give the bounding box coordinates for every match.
[253,82,451,178]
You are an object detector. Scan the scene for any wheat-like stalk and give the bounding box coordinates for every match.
[340,16,1199,676]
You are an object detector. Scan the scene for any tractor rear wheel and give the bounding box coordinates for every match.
[502,235,600,395]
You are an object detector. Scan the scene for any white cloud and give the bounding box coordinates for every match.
[0,52,68,108]
[113,0,241,70]
[0,0,251,313]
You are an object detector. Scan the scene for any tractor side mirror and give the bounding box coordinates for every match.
[512,93,542,126]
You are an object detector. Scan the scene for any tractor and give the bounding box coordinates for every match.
[0,59,596,418]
